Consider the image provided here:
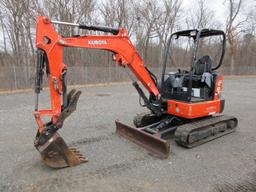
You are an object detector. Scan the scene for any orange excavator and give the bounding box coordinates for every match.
[34,16,237,168]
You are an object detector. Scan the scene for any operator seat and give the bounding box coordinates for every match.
[193,55,214,88]
[194,55,213,75]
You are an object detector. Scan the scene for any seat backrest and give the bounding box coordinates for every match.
[194,55,213,75]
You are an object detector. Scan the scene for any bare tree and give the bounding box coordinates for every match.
[154,0,182,46]
[0,11,7,54]
[0,0,256,90]
[131,1,162,64]
[99,0,135,35]
[0,0,27,57]
[186,0,215,29]
[153,0,182,67]
[225,0,243,75]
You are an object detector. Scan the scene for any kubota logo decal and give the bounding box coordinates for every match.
[88,40,107,45]
[216,80,222,95]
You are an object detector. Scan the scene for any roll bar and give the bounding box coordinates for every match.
[161,28,226,87]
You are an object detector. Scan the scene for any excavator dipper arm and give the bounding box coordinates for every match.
[34,16,161,168]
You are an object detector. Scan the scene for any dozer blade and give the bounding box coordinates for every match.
[36,133,88,168]
[115,121,170,158]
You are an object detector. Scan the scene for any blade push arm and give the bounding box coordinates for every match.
[34,16,161,135]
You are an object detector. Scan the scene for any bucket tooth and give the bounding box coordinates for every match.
[115,120,170,158]
[36,133,88,168]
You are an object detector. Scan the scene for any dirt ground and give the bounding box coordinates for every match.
[0,76,256,192]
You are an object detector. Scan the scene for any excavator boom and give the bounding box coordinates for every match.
[33,16,237,168]
[34,16,161,168]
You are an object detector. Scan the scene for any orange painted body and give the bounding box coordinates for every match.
[34,16,224,132]
[167,75,224,119]
[167,100,221,119]
[34,16,159,132]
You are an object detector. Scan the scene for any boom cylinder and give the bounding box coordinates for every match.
[51,20,119,35]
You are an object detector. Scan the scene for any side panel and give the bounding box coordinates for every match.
[167,100,221,119]
[214,75,223,100]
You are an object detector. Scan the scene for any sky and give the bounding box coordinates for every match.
[181,0,254,29]
[182,0,226,21]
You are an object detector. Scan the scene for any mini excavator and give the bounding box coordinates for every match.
[34,16,237,168]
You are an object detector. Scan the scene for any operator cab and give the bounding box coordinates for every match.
[160,29,226,103]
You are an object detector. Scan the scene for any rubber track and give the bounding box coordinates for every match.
[174,115,238,148]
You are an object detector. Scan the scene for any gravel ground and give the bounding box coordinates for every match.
[0,77,256,192]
